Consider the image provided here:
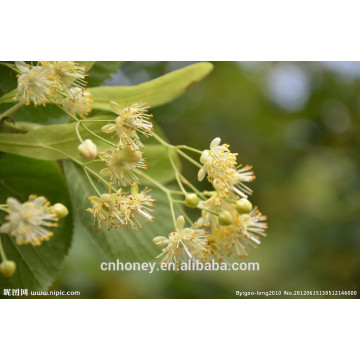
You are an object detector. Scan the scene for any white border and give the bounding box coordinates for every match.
[1,300,358,359]
[3,0,360,60]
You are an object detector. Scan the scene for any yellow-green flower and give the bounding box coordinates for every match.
[99,147,146,186]
[0,195,59,246]
[101,101,153,150]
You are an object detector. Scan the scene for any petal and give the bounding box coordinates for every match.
[198,167,206,181]
[88,196,101,205]
[109,101,122,115]
[6,197,21,211]
[99,168,110,177]
[210,137,221,149]
[0,223,11,234]
[131,183,139,196]
[153,236,168,245]
[176,215,185,231]
[200,150,209,164]
[97,152,108,160]
[101,124,116,133]
[15,61,29,73]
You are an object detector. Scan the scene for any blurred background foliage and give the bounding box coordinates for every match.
[50,62,360,298]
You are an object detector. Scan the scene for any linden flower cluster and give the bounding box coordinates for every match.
[82,101,156,232]
[153,215,209,265]
[86,184,154,231]
[96,101,154,186]
[14,61,93,118]
[78,101,267,269]
[152,137,267,269]
[0,196,68,278]
[196,138,267,259]
[1,61,268,277]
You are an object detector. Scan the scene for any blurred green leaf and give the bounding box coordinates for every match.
[77,61,96,71]
[0,154,73,291]
[0,65,17,98]
[86,61,124,87]
[2,121,43,134]
[0,102,69,124]
[88,62,214,111]
[0,89,17,104]
[144,146,180,184]
[63,160,174,261]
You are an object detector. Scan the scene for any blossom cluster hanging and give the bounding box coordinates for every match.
[0,60,268,278]
[15,61,93,118]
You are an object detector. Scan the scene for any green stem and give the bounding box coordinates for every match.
[167,193,177,227]
[41,145,114,192]
[42,145,82,166]
[86,167,116,192]
[179,174,206,200]
[175,174,187,194]
[139,172,178,227]
[0,102,24,120]
[203,191,215,197]
[224,198,236,204]
[140,172,170,195]
[80,123,115,147]
[177,149,202,168]
[168,150,187,195]
[170,190,184,195]
[75,122,84,143]
[176,145,202,154]
[58,104,79,122]
[84,168,101,197]
[197,206,219,216]
[152,132,174,148]
[0,236,8,262]
[81,159,103,166]
[58,105,115,147]
[80,119,114,122]
[175,203,193,226]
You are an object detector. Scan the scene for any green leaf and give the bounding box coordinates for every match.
[2,121,43,134]
[63,160,174,261]
[0,119,179,185]
[144,146,180,184]
[0,65,17,98]
[0,89,17,104]
[88,62,214,111]
[0,102,69,124]
[86,61,124,87]
[0,154,73,291]
[77,61,96,71]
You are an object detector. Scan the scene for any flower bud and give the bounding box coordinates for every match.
[0,260,16,277]
[218,210,234,226]
[78,139,97,159]
[124,148,143,163]
[185,193,200,208]
[52,203,69,219]
[236,198,253,214]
